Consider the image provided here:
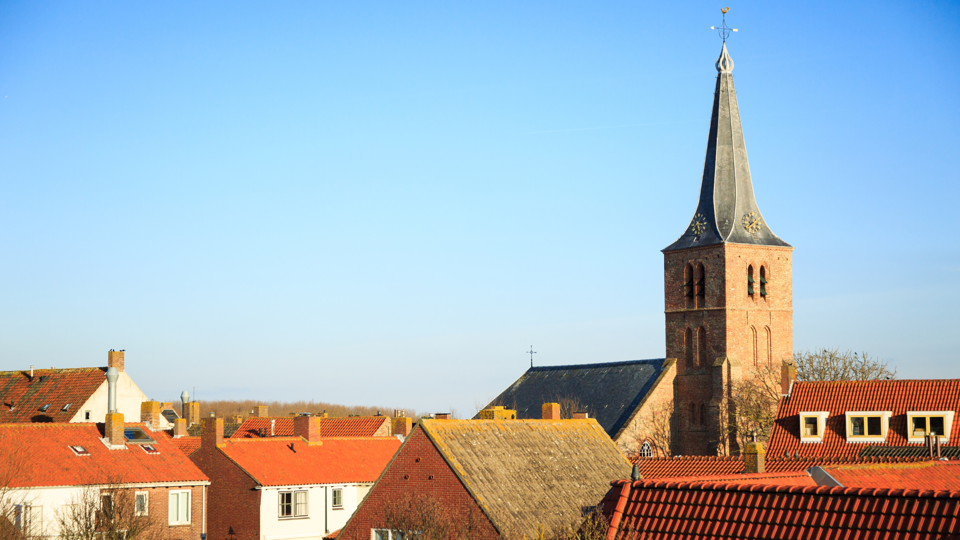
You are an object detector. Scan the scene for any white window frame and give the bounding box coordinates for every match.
[332,488,343,508]
[84,411,92,421]
[906,411,954,443]
[798,411,829,443]
[169,490,191,525]
[17,505,42,536]
[279,490,308,519]
[843,411,891,443]
[135,491,149,517]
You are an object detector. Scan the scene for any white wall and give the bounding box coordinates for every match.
[3,485,92,538]
[259,483,372,540]
[69,372,149,424]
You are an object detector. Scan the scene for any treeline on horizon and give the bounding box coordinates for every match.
[167,399,419,421]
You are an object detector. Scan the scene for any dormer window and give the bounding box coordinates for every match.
[799,411,829,443]
[844,411,892,443]
[907,411,954,443]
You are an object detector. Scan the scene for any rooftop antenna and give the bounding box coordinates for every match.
[710,7,738,43]
[526,345,537,368]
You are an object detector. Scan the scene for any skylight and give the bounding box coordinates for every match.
[40,404,50,412]
[141,445,159,454]
[62,403,72,412]
[69,445,90,456]
[124,428,156,444]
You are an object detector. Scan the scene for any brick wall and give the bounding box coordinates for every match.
[336,428,499,540]
[664,243,793,455]
[190,442,261,540]
[614,360,677,457]
[137,485,205,540]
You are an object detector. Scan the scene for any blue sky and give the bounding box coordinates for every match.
[1,1,958,416]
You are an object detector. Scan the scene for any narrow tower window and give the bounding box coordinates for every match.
[689,402,696,427]
[684,264,694,308]
[750,326,758,368]
[695,264,706,307]
[747,265,755,296]
[765,327,772,364]
[698,327,707,367]
[760,266,768,297]
[698,403,706,426]
[684,328,694,369]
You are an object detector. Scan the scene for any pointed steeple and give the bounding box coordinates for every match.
[664,44,789,251]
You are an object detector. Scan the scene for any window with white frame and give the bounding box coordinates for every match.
[169,490,191,525]
[332,488,343,508]
[135,491,149,517]
[279,490,308,518]
[17,505,42,536]
[843,411,891,443]
[907,411,954,442]
[799,411,829,442]
[372,530,415,540]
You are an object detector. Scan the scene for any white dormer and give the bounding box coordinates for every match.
[799,411,829,443]
[843,411,892,443]
[906,411,954,443]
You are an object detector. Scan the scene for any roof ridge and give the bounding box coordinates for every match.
[527,359,666,372]
[0,367,105,375]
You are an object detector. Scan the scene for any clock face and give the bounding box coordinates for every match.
[689,213,708,236]
[741,212,762,236]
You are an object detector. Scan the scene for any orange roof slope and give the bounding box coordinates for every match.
[170,436,201,456]
[0,423,208,487]
[654,471,816,487]
[220,437,401,486]
[820,460,960,490]
[232,416,390,438]
[631,454,932,479]
[770,379,960,458]
[600,478,960,540]
[0,368,105,423]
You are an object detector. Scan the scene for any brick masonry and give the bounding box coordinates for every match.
[134,485,206,540]
[664,243,793,455]
[336,428,499,540]
[190,437,261,540]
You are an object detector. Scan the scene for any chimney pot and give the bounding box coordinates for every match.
[105,367,119,413]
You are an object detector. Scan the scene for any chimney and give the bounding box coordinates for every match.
[317,411,328,418]
[231,415,244,424]
[140,401,160,429]
[744,440,766,474]
[270,418,276,436]
[477,406,517,420]
[201,417,224,448]
[29,365,33,379]
[185,402,200,427]
[294,416,322,445]
[104,411,125,446]
[180,391,190,417]
[106,367,119,413]
[173,418,188,438]
[573,412,589,419]
[434,413,451,420]
[253,405,268,418]
[542,403,561,420]
[781,360,797,396]
[393,416,412,437]
[107,349,125,372]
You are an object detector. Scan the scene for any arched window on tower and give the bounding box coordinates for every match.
[747,265,755,297]
[684,264,694,308]
[684,328,694,369]
[638,441,653,458]
[689,402,696,427]
[765,326,772,364]
[699,402,706,426]
[750,326,758,368]
[760,266,768,298]
[698,327,708,367]
[695,264,706,307]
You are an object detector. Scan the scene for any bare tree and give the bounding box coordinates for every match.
[378,492,491,540]
[531,507,610,540]
[794,349,896,381]
[55,484,162,540]
[555,396,588,420]
[628,399,674,458]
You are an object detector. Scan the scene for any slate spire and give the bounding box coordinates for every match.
[664,44,789,251]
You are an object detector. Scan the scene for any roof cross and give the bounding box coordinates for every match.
[710,7,738,43]
[526,346,537,368]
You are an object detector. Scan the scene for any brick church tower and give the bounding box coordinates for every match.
[663,44,793,456]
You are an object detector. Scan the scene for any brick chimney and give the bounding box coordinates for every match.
[107,349,125,372]
[185,402,200,427]
[231,415,244,424]
[104,412,125,446]
[573,412,589,419]
[781,360,797,396]
[140,401,160,429]
[393,416,412,437]
[201,417,224,448]
[434,413,451,420]
[542,403,561,420]
[477,406,516,420]
[173,418,187,438]
[744,440,766,474]
[294,416,322,445]
[252,405,268,417]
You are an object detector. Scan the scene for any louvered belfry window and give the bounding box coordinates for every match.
[760,266,768,297]
[747,265,754,296]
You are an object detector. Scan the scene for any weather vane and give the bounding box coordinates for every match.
[710,7,738,43]
[526,345,537,368]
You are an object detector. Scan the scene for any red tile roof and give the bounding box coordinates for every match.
[218,437,401,486]
[769,379,960,458]
[820,460,960,490]
[600,477,960,539]
[0,423,208,487]
[0,368,106,423]
[655,471,816,487]
[231,416,391,439]
[170,436,201,456]
[631,454,932,479]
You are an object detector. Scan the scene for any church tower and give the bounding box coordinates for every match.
[663,44,793,456]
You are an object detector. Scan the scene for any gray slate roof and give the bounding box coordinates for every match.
[479,359,668,440]
[421,418,631,538]
[664,43,790,251]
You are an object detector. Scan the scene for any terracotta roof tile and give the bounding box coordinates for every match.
[232,417,390,439]
[631,454,937,479]
[0,368,105,423]
[170,436,201,456]
[219,437,401,486]
[769,379,960,458]
[0,422,208,487]
[820,460,960,490]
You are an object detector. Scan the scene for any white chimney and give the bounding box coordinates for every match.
[105,367,119,413]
